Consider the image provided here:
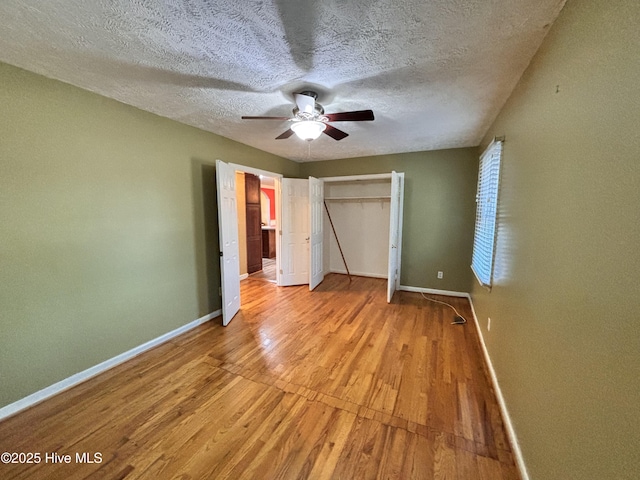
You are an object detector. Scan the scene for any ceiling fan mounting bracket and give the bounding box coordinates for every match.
[293,91,325,118]
[298,90,318,100]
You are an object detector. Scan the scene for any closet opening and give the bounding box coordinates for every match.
[321,172,404,303]
[324,178,392,279]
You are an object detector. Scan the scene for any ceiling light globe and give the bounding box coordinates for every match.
[291,121,326,141]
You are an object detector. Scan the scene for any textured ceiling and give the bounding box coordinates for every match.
[0,0,565,162]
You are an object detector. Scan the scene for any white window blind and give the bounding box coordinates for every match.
[471,140,502,288]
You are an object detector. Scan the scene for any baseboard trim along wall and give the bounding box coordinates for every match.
[467,298,529,480]
[0,309,222,421]
[399,285,469,298]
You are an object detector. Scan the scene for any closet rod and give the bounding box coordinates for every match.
[323,201,352,282]
[324,195,391,201]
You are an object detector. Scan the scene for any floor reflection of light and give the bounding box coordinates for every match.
[259,329,271,348]
[257,327,283,368]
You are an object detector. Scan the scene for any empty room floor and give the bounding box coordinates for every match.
[0,274,519,479]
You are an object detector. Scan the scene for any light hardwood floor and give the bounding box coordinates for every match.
[0,274,519,479]
[249,257,276,283]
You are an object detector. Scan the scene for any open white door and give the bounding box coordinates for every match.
[309,177,324,290]
[387,171,405,303]
[216,160,241,325]
[280,178,310,286]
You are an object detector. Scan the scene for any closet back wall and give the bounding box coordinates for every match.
[324,180,391,278]
[300,148,478,292]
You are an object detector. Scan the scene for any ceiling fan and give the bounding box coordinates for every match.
[241,91,374,141]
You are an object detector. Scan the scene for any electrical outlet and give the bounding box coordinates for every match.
[487,317,491,331]
[437,271,443,279]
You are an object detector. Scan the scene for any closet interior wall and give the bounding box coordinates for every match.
[323,179,391,278]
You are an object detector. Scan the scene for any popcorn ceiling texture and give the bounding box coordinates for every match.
[0,0,565,162]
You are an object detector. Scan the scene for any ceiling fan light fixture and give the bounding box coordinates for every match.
[291,120,326,141]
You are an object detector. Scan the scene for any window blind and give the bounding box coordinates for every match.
[471,140,502,288]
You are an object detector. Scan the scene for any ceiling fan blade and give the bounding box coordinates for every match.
[276,129,295,140]
[241,116,290,120]
[324,110,375,122]
[323,124,349,141]
[295,93,316,115]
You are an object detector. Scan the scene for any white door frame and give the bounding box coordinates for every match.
[229,163,283,285]
[320,172,403,297]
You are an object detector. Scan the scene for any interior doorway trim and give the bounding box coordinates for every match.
[228,163,282,285]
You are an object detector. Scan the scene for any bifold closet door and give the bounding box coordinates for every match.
[387,171,404,303]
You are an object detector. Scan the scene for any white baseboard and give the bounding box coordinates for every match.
[0,309,221,421]
[399,285,469,298]
[467,299,529,480]
[239,273,249,281]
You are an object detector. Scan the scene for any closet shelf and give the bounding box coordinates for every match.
[324,195,391,201]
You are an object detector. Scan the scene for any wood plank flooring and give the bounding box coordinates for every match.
[0,274,519,479]
[249,257,276,282]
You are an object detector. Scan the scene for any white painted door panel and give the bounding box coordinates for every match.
[280,178,309,286]
[309,177,324,290]
[216,160,241,325]
[387,171,404,303]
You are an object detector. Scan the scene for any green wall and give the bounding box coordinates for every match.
[0,62,298,408]
[470,0,640,478]
[301,149,479,292]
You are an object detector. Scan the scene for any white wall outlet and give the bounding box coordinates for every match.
[487,317,491,331]
[437,271,443,279]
